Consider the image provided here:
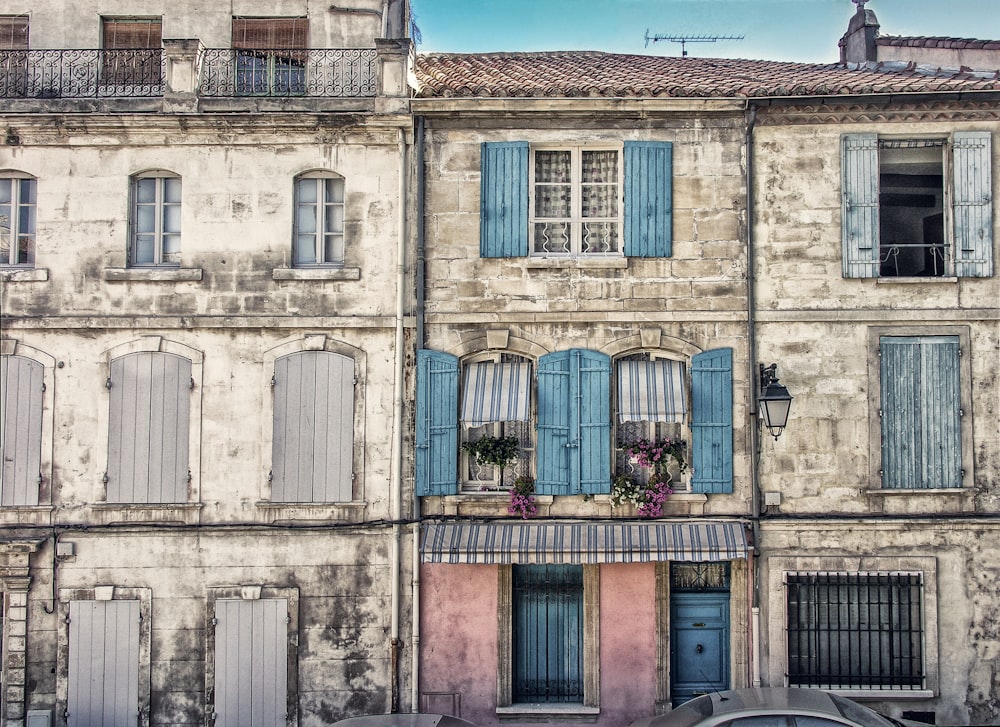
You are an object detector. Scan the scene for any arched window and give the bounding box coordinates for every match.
[293,172,345,267]
[129,171,181,267]
[0,173,36,267]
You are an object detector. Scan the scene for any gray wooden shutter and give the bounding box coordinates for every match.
[107,352,190,504]
[953,131,994,277]
[880,336,961,489]
[0,355,43,506]
[272,351,354,502]
[67,600,140,727]
[480,141,529,257]
[623,141,673,257]
[214,598,288,727]
[841,134,880,278]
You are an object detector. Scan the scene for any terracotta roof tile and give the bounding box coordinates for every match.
[878,35,1000,51]
[414,51,1000,99]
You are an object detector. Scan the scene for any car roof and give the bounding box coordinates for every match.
[636,688,847,727]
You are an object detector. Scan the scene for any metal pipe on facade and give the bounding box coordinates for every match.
[411,114,426,713]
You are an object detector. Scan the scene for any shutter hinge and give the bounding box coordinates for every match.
[41,382,46,392]
[352,472,356,482]
[878,468,883,480]
[212,617,218,626]
[960,408,965,418]
[878,408,883,418]
[103,472,109,484]
[961,469,966,478]
[271,374,276,387]
[286,614,291,624]
[267,471,273,482]
[189,377,195,390]
[106,377,112,389]
[37,473,42,486]
[187,470,192,483]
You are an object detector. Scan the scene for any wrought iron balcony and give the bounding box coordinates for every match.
[0,49,164,98]
[199,48,377,98]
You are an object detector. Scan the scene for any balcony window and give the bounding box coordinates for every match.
[232,17,307,96]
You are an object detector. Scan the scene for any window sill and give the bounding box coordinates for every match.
[255,500,367,523]
[0,267,48,282]
[524,257,628,270]
[272,267,361,281]
[90,502,202,525]
[865,487,968,496]
[497,704,599,722]
[104,267,203,282]
[874,276,958,285]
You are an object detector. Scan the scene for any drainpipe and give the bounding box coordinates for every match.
[744,101,764,689]
[390,126,409,712]
[411,114,426,713]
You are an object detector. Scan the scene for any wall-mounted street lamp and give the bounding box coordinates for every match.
[758,363,793,440]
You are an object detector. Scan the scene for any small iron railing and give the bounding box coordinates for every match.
[199,48,377,98]
[0,49,163,98]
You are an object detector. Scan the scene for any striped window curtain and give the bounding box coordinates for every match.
[460,362,531,426]
[617,359,686,422]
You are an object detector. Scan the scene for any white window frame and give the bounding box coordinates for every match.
[129,171,181,268]
[0,173,36,267]
[529,144,623,258]
[293,172,345,267]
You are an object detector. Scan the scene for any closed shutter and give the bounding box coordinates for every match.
[480,142,529,257]
[537,350,611,496]
[880,336,961,489]
[841,134,880,278]
[272,351,353,502]
[214,599,288,727]
[623,141,673,257]
[67,600,140,727]
[107,352,190,504]
[953,131,994,277]
[0,355,43,506]
[690,348,733,494]
[416,350,458,496]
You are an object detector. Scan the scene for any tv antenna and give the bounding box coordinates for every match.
[644,31,745,57]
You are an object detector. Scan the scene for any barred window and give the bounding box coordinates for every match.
[786,572,924,690]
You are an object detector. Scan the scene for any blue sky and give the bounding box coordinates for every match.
[412,0,1000,64]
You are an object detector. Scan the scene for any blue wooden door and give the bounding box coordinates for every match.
[670,592,730,706]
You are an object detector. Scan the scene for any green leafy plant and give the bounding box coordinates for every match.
[462,435,520,469]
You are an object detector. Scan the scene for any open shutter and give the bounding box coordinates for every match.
[953,131,994,277]
[841,134,880,278]
[537,350,610,496]
[107,352,190,504]
[480,142,529,258]
[624,141,673,257]
[880,336,961,489]
[0,355,43,506]
[690,348,733,494]
[272,352,354,503]
[416,350,458,496]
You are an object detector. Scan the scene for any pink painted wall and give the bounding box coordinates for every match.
[419,563,659,727]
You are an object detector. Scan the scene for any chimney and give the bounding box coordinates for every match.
[838,0,880,63]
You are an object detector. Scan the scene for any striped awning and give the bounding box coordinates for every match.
[617,359,686,423]
[461,362,532,426]
[420,520,749,565]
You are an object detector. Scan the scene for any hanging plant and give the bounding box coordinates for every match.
[508,476,537,519]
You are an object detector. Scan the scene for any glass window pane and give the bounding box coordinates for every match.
[582,150,618,182]
[0,179,10,204]
[535,151,571,183]
[163,177,181,203]
[18,203,34,234]
[134,235,155,264]
[324,178,344,203]
[135,178,156,203]
[17,178,34,203]
[162,234,181,256]
[297,178,317,204]
[325,204,344,234]
[163,204,181,234]
[323,233,344,264]
[296,204,316,234]
[16,233,33,264]
[535,184,571,218]
[581,184,618,217]
[136,205,156,233]
[294,235,317,264]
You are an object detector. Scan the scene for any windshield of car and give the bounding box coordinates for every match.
[828,695,897,727]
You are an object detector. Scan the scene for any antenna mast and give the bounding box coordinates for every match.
[644,31,745,57]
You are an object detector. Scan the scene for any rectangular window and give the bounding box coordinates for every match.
[0,176,35,266]
[101,18,162,86]
[786,572,924,690]
[0,15,27,49]
[232,17,307,96]
[879,335,961,489]
[842,133,993,278]
[293,175,344,266]
[530,146,621,256]
[513,565,584,703]
[130,175,181,267]
[0,15,28,97]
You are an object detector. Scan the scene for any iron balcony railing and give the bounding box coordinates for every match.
[199,48,377,98]
[0,49,164,98]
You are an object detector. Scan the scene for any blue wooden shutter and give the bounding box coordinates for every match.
[416,350,458,496]
[624,141,673,257]
[107,352,190,504]
[953,131,994,277]
[690,348,733,494]
[67,600,140,727]
[841,134,880,278]
[880,336,961,489]
[272,351,354,503]
[214,598,287,727]
[537,350,610,496]
[480,142,529,257]
[0,355,43,506]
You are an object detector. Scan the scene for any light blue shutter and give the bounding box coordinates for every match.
[841,134,880,278]
[690,348,733,494]
[0,355,43,506]
[480,141,529,257]
[67,600,140,727]
[624,141,673,257]
[953,131,993,277]
[416,350,458,496]
[272,352,354,503]
[107,352,190,504]
[537,350,611,496]
[214,599,287,727]
[880,336,961,489]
